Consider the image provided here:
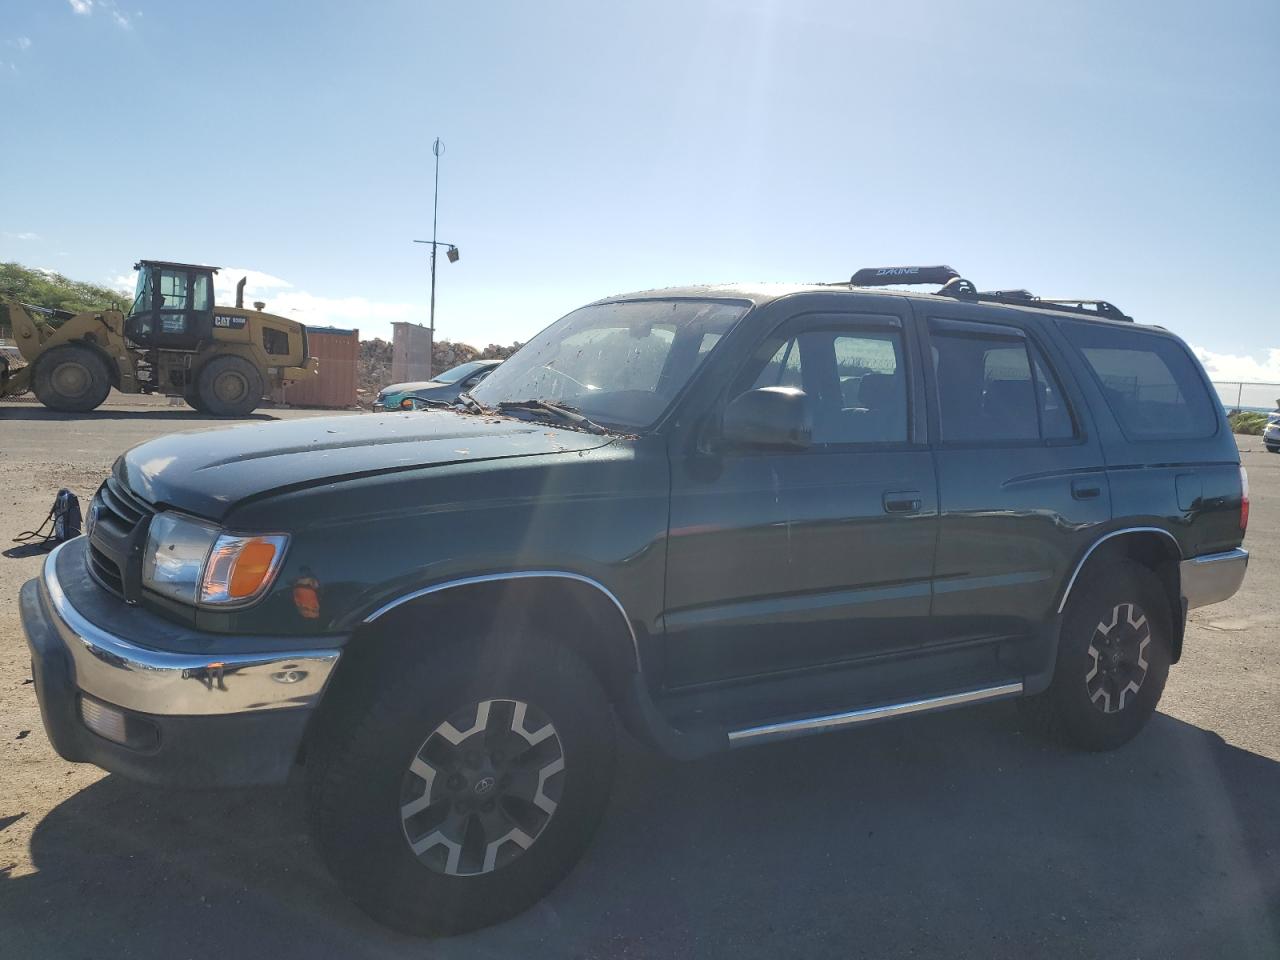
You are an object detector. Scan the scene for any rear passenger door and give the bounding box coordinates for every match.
[919,308,1111,667]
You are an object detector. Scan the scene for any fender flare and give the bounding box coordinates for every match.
[1057,526,1182,614]
[361,570,642,672]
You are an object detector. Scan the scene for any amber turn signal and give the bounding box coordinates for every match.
[200,533,289,605]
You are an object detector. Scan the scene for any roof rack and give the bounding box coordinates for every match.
[849,265,960,287]
[975,291,1132,322]
[845,265,1132,322]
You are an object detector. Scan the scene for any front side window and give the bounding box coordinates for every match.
[740,321,909,444]
[932,327,1076,443]
[158,270,189,310]
[1060,321,1217,439]
[470,299,748,430]
[132,268,152,313]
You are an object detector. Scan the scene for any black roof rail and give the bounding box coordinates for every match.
[976,291,1133,322]
[843,266,1133,321]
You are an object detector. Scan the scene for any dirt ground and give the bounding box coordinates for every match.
[1,397,1277,959]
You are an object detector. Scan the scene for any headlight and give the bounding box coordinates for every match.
[143,512,288,607]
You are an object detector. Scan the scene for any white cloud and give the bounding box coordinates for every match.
[68,0,93,14]
[1192,345,1280,384]
[15,36,31,50]
[214,268,417,328]
[212,268,292,302]
[5,231,39,241]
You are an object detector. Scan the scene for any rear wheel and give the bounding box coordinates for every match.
[195,355,263,416]
[1019,561,1171,751]
[32,344,111,412]
[307,638,615,936]
[183,383,209,413]
[1266,444,1279,454]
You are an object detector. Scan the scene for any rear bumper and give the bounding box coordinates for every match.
[1180,547,1249,610]
[19,539,343,787]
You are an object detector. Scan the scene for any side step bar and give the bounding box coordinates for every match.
[726,681,1024,747]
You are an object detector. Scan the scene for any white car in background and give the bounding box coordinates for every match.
[1264,412,1280,453]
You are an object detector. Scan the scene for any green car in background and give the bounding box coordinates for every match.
[373,359,502,411]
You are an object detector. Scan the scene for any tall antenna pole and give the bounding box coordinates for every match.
[428,137,444,378]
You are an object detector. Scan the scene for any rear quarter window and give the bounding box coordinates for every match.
[1060,321,1218,440]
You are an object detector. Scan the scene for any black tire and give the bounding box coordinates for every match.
[1266,444,1279,454]
[1019,560,1171,751]
[32,344,111,412]
[307,638,615,936]
[183,384,209,413]
[195,355,263,416]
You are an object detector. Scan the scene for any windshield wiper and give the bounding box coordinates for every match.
[455,391,489,414]
[496,399,611,435]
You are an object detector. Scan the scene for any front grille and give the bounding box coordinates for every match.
[88,543,124,595]
[86,476,156,600]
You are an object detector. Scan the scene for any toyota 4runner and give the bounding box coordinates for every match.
[20,265,1250,935]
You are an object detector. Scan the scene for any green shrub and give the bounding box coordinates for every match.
[1228,411,1268,435]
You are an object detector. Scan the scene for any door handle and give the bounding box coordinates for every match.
[883,490,922,514]
[1071,479,1101,501]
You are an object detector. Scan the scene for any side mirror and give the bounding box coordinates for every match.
[722,386,812,450]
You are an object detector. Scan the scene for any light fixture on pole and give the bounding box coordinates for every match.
[412,136,460,378]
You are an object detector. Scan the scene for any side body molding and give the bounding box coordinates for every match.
[1057,526,1182,614]
[361,570,642,671]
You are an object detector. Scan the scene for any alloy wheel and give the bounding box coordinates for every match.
[1085,602,1151,714]
[399,698,565,876]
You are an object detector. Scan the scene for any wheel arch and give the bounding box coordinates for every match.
[1058,527,1185,662]
[309,573,648,752]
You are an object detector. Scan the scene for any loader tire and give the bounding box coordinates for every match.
[196,355,263,417]
[183,384,209,413]
[32,344,111,413]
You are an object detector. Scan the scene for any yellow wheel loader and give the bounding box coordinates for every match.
[0,260,318,416]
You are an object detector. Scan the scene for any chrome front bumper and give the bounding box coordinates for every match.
[33,540,341,717]
[1180,547,1249,610]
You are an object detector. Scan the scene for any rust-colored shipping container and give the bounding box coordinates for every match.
[281,326,359,409]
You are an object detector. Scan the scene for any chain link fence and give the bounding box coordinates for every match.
[1211,381,1280,415]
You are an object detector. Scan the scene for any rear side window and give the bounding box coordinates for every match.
[1061,322,1217,439]
[931,327,1076,443]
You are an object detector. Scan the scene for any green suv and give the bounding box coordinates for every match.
[21,266,1249,936]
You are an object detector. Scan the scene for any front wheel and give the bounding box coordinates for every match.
[1019,560,1171,751]
[32,344,111,412]
[307,639,615,936]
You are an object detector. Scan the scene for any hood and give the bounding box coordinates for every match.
[118,410,613,521]
[379,380,438,395]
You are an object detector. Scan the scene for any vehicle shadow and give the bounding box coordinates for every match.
[0,408,278,422]
[3,707,1277,960]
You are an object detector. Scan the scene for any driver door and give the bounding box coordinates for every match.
[663,308,938,687]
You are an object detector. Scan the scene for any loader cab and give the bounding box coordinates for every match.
[125,260,217,350]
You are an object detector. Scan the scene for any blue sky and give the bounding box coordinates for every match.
[3,0,1278,380]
